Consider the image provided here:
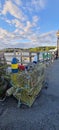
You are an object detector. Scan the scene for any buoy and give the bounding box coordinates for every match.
[11,57,18,84]
[11,57,18,73]
[18,64,25,71]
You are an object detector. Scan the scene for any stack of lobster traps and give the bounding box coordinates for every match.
[0,52,8,99]
[0,52,11,100]
[7,62,45,107]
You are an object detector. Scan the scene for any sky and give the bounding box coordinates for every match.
[0,0,59,49]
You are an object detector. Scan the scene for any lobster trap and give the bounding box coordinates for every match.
[0,52,10,100]
[0,52,8,98]
[7,62,45,107]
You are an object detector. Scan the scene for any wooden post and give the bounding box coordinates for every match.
[29,52,32,62]
[37,52,40,62]
[42,52,44,62]
[20,52,22,65]
[14,48,16,57]
[47,52,48,61]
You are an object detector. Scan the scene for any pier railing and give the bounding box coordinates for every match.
[4,51,56,65]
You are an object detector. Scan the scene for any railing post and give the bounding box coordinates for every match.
[47,52,48,61]
[37,52,40,62]
[29,52,32,62]
[14,49,16,57]
[42,52,44,63]
[20,52,22,65]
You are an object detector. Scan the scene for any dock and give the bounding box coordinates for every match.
[0,59,59,130]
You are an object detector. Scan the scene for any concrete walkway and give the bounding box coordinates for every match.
[44,59,59,97]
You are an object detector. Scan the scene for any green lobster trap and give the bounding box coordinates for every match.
[0,52,8,98]
[7,62,45,107]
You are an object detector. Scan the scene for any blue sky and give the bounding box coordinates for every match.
[0,0,59,49]
[40,0,59,33]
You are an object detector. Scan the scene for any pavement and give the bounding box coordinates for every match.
[0,59,59,130]
[44,59,59,97]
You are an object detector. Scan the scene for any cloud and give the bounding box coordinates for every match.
[2,0,24,20]
[0,27,57,49]
[32,0,46,10]
[13,0,22,6]
[22,0,46,13]
[11,19,23,28]
[33,16,39,22]
[36,31,57,46]
[0,28,8,39]
[24,21,32,32]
